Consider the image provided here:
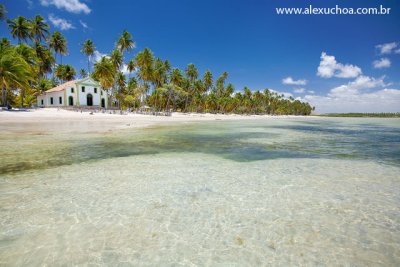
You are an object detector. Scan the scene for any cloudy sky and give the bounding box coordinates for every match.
[4,0,400,113]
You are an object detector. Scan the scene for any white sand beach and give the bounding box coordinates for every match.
[0,108,308,134]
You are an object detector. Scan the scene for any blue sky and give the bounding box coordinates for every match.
[3,0,400,112]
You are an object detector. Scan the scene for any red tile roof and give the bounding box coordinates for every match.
[46,80,79,93]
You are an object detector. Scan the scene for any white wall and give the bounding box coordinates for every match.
[37,78,108,108]
[38,91,64,107]
[37,94,45,107]
[76,84,102,106]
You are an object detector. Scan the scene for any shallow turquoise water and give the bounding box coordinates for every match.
[0,117,399,265]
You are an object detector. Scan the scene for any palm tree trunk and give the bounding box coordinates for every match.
[2,87,6,107]
[20,89,24,108]
[184,95,189,112]
[154,91,158,113]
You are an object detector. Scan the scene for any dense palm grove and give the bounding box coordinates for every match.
[0,4,314,115]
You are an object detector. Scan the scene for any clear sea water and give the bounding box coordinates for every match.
[1,117,399,266]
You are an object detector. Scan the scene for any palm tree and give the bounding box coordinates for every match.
[30,15,49,42]
[115,71,126,108]
[80,39,95,74]
[63,65,76,81]
[0,38,10,49]
[7,16,31,44]
[49,31,67,64]
[170,68,183,86]
[80,68,87,78]
[152,58,168,111]
[110,49,123,71]
[127,58,136,77]
[203,70,213,93]
[0,46,34,106]
[117,30,134,53]
[35,77,52,94]
[55,64,65,82]
[92,56,115,106]
[185,63,198,83]
[135,48,154,104]
[184,63,198,111]
[0,4,7,21]
[202,70,213,111]
[15,43,38,107]
[34,42,55,78]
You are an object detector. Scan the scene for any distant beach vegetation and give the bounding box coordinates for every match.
[0,4,314,115]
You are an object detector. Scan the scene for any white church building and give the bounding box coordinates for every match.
[37,77,108,108]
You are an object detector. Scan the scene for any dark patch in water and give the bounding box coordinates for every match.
[1,120,399,175]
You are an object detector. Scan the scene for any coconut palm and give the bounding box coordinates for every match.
[35,77,52,94]
[7,16,31,44]
[184,63,198,111]
[55,64,65,82]
[126,58,136,78]
[127,77,138,95]
[49,31,67,64]
[135,48,154,102]
[110,49,123,71]
[16,43,38,69]
[30,15,49,42]
[0,4,7,21]
[135,48,154,82]
[63,64,76,81]
[80,39,95,74]
[115,71,126,107]
[15,44,38,107]
[185,63,198,83]
[34,42,54,78]
[203,70,213,92]
[79,68,87,78]
[117,30,134,53]
[92,56,115,91]
[0,46,34,106]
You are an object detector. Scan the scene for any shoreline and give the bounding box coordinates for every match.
[0,108,310,134]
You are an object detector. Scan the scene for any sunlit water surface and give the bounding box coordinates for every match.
[1,117,399,266]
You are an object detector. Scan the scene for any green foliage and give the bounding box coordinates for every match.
[317,113,400,118]
[0,45,34,106]
[1,3,315,113]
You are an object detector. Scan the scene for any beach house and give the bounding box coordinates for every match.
[37,77,108,108]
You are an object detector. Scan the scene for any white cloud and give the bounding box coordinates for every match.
[376,42,398,55]
[27,0,33,9]
[308,90,315,94]
[282,77,307,85]
[301,75,399,113]
[40,0,91,14]
[317,52,362,79]
[121,64,131,75]
[79,20,88,29]
[396,48,400,54]
[304,89,400,113]
[90,52,133,75]
[329,76,386,97]
[373,58,391,69]
[293,88,305,93]
[91,50,108,63]
[48,14,75,30]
